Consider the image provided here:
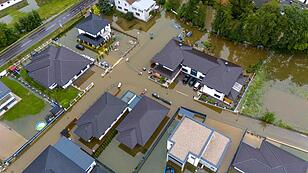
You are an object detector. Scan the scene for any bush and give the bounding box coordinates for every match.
[261,111,276,124]
[124,12,134,21]
[157,0,165,5]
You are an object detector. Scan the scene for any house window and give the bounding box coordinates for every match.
[199,76,204,80]
[125,3,127,6]
[118,6,122,9]
[214,94,220,99]
[182,68,188,73]
[135,12,140,16]
[191,69,197,76]
[124,8,128,11]
[138,9,143,12]
[132,7,137,10]
[118,1,120,3]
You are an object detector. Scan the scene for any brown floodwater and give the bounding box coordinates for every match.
[112,8,308,132]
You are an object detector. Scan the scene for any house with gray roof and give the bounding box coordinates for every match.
[232,140,308,173]
[23,137,106,173]
[24,45,93,90]
[76,13,111,48]
[74,92,128,142]
[0,81,18,116]
[116,96,170,149]
[151,38,247,104]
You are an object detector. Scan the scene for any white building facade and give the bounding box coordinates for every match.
[77,24,111,41]
[115,0,157,22]
[0,0,23,11]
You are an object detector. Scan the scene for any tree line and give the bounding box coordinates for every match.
[0,11,42,49]
[213,0,308,52]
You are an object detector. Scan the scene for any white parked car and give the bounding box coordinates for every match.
[193,82,201,91]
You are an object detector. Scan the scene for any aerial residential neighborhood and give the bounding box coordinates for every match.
[0,0,307,173]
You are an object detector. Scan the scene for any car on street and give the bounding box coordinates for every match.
[188,77,197,87]
[193,81,201,91]
[182,74,191,84]
[76,44,85,50]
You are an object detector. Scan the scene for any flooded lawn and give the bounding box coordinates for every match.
[2,102,51,139]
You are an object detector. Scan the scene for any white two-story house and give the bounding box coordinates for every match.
[115,0,157,22]
[76,13,112,48]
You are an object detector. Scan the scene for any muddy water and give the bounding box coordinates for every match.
[113,9,308,131]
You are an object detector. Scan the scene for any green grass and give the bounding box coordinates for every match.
[240,69,267,117]
[36,0,80,20]
[0,77,45,121]
[20,69,80,108]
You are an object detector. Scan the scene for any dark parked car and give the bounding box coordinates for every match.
[182,74,191,84]
[76,44,85,50]
[188,77,197,87]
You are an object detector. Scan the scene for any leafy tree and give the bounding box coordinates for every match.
[212,5,232,36]
[157,0,165,5]
[178,0,206,28]
[165,0,181,11]
[0,23,18,48]
[230,0,254,19]
[124,12,134,21]
[98,0,114,15]
[91,4,101,15]
[261,111,276,124]
[15,11,42,33]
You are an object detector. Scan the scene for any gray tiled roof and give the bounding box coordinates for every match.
[116,96,170,149]
[233,141,308,173]
[53,137,95,171]
[151,39,244,95]
[0,81,11,100]
[76,13,110,36]
[74,92,128,141]
[25,46,92,88]
[201,59,243,95]
[152,39,184,71]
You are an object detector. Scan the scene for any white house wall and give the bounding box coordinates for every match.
[182,66,205,80]
[115,0,156,22]
[0,0,23,11]
[200,85,225,101]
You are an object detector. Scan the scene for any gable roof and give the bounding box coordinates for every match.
[116,96,170,149]
[25,46,92,88]
[232,141,308,173]
[23,138,95,173]
[76,13,110,36]
[53,137,95,171]
[0,81,11,99]
[74,92,128,141]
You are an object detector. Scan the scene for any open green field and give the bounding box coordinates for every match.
[36,0,80,20]
[0,77,45,121]
[20,69,80,108]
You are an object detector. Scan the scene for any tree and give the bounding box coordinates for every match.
[91,4,101,15]
[165,0,181,11]
[98,0,114,15]
[0,23,18,48]
[178,0,206,28]
[261,112,276,124]
[124,12,134,21]
[230,0,254,19]
[15,11,42,33]
[157,0,165,5]
[212,5,232,36]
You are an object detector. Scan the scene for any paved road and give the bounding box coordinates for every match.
[0,0,95,66]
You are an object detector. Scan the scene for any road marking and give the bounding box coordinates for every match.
[46,24,56,31]
[21,40,32,48]
[176,90,189,97]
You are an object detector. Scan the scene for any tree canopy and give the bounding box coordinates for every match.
[98,0,114,15]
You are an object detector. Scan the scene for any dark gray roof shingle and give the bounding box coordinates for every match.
[152,39,184,71]
[74,92,128,141]
[0,81,11,99]
[232,141,308,173]
[25,46,92,88]
[76,13,110,36]
[116,96,170,149]
[151,38,244,95]
[77,34,106,47]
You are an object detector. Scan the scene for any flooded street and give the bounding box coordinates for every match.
[113,8,308,132]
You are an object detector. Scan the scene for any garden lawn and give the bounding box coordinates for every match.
[36,0,80,20]
[0,77,45,121]
[240,69,267,117]
[20,69,80,108]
